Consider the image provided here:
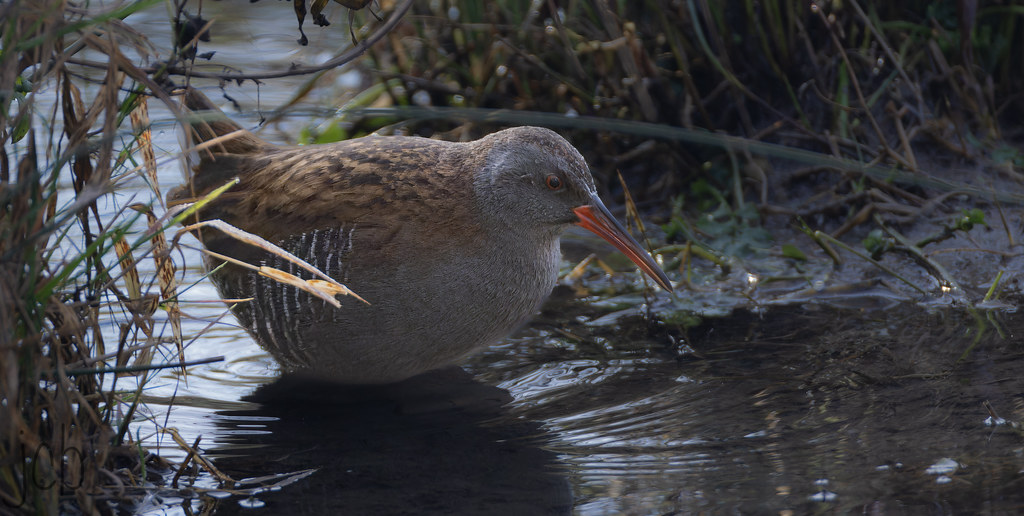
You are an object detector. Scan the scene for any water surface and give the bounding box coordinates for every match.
[134,294,1024,515]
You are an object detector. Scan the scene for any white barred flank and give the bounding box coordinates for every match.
[218,226,356,370]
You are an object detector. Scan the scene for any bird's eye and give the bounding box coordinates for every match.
[545,174,563,190]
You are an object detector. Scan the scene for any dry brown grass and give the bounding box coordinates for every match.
[0,1,193,511]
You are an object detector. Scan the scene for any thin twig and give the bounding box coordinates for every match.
[144,0,415,82]
[61,355,224,376]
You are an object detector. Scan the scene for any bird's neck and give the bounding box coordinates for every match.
[466,221,563,299]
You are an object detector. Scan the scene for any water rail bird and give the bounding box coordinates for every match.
[170,88,672,384]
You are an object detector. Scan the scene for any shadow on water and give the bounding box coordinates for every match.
[191,302,1024,514]
[204,367,572,515]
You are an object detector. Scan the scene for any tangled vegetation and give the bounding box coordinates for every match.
[318,0,1023,302]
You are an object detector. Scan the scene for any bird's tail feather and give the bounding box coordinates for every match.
[171,88,271,206]
[180,88,266,156]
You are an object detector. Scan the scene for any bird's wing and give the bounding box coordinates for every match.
[168,88,481,256]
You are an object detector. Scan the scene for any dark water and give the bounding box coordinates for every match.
[161,300,1023,515]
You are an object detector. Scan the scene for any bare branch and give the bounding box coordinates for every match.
[150,0,414,82]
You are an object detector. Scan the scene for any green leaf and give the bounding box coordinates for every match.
[953,208,986,232]
[11,113,29,143]
[862,229,891,259]
[314,121,347,144]
[781,243,807,261]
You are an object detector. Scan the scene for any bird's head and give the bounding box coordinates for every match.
[473,127,672,291]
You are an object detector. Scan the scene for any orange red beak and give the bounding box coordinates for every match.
[573,200,673,292]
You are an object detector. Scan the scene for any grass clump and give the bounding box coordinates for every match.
[0,1,196,512]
